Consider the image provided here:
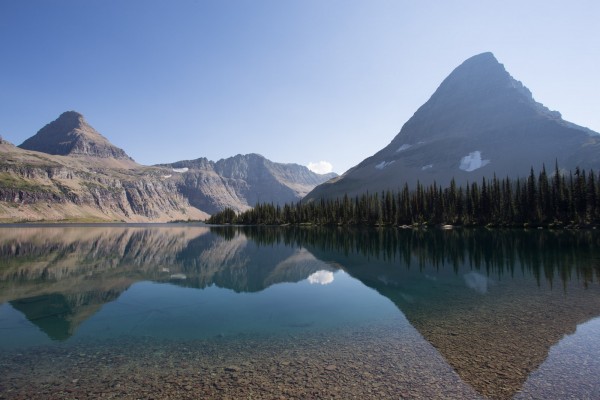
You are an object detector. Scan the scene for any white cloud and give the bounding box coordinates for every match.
[307,161,333,174]
[307,270,334,285]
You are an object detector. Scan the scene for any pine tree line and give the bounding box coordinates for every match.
[207,164,600,228]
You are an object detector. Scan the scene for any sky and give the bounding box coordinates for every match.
[1,0,599,175]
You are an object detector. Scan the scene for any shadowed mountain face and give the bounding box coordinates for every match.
[161,154,337,214]
[306,52,600,200]
[19,111,133,160]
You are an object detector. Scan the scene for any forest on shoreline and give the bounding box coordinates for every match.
[207,165,600,228]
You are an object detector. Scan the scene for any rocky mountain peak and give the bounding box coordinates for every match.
[437,52,548,107]
[444,52,508,83]
[423,52,565,119]
[57,110,86,123]
[391,52,564,148]
[417,52,529,113]
[19,111,133,160]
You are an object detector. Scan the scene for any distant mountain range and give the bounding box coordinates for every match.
[159,154,336,214]
[306,52,600,201]
[0,112,335,222]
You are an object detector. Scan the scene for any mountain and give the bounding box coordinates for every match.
[1,112,207,222]
[19,111,133,161]
[306,52,600,201]
[160,154,337,214]
[1,111,335,222]
[0,138,207,222]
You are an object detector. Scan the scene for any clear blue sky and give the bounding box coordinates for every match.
[1,0,598,174]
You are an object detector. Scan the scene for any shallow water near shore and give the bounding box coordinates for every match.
[1,225,599,399]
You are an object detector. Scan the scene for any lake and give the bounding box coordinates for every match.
[1,225,599,399]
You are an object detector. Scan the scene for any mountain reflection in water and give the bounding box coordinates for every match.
[1,225,599,399]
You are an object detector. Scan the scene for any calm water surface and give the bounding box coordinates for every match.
[0,225,599,399]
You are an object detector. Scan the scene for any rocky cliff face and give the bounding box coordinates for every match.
[306,52,600,200]
[0,140,207,222]
[19,111,133,160]
[162,153,337,214]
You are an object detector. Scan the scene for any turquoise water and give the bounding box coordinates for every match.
[0,226,401,347]
[1,225,599,399]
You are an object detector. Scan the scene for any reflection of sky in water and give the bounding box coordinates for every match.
[74,271,401,340]
[517,316,600,398]
[0,270,403,348]
[463,271,489,294]
[307,270,334,285]
[0,303,52,348]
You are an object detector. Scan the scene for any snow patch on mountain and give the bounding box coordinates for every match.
[172,167,189,173]
[375,160,395,170]
[421,164,433,171]
[396,144,412,152]
[459,151,490,172]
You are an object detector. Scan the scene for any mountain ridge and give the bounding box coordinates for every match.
[1,112,336,221]
[160,153,337,214]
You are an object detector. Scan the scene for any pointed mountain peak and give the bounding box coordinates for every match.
[447,52,503,75]
[462,51,499,64]
[19,111,133,160]
[433,52,520,100]
[396,52,554,145]
[56,110,85,123]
